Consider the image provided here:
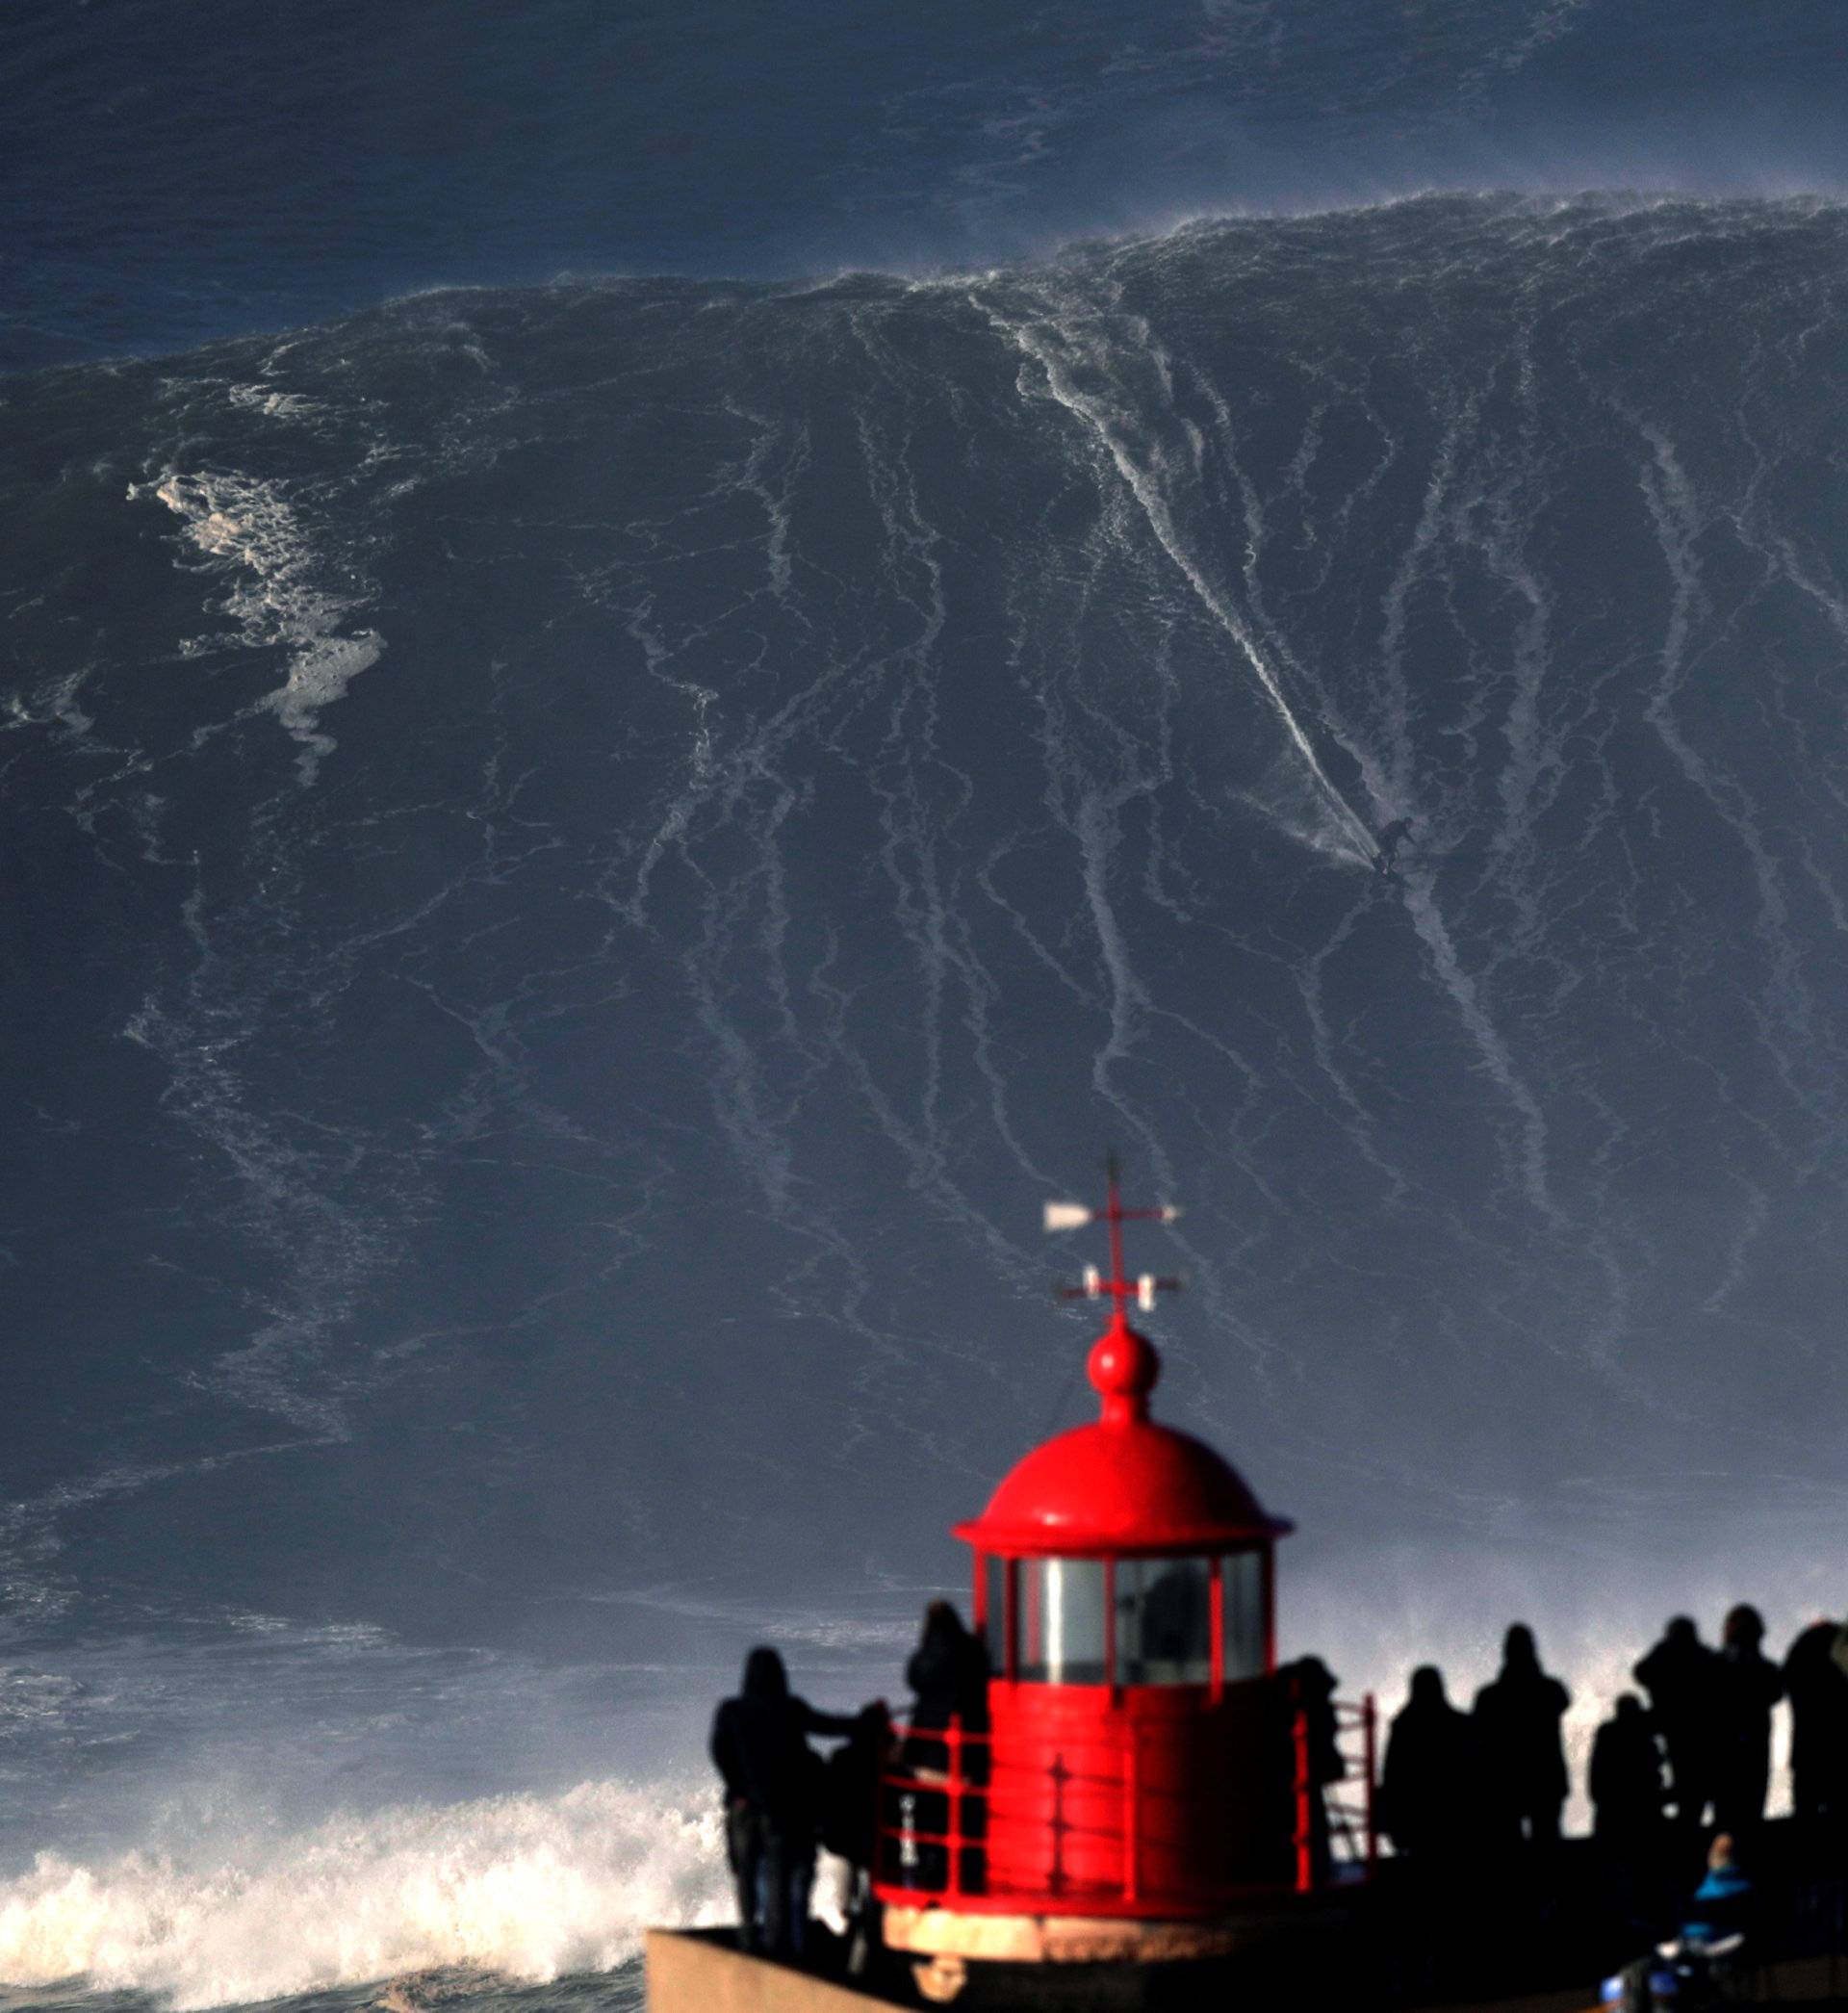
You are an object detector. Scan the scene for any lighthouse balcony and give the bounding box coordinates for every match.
[871,1686,1376,1926]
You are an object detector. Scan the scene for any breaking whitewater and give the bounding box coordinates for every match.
[6,194,1848,2009]
[0,1782,709,2011]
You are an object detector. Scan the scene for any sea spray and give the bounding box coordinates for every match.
[0,1780,729,2009]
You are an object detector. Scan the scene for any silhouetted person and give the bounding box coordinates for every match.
[900,1601,990,1892]
[1634,1616,1721,1831]
[1473,1624,1570,1846]
[906,1601,988,1761]
[1286,1655,1346,1884]
[821,1701,893,1974]
[1590,1694,1667,1848]
[1712,1604,1783,1838]
[711,1645,857,1957]
[1785,1619,1848,1830]
[1380,1665,1477,1866]
[1375,818,1414,875]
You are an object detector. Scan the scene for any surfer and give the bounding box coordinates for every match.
[1374,818,1414,876]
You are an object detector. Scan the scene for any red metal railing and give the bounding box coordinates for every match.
[1333,1694,1380,1877]
[876,1699,1376,1917]
[879,1718,1168,1913]
[875,1719,991,1907]
[1293,1694,1378,1893]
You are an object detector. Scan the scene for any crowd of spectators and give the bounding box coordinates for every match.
[710,1602,1848,1963]
[1380,1607,1848,1869]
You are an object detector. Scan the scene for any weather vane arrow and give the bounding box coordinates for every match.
[1042,1151,1183,1315]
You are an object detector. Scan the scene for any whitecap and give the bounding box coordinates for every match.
[0,1780,729,2010]
[131,468,384,785]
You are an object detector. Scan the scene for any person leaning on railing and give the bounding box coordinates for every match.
[711,1645,860,1959]
[899,1601,990,1893]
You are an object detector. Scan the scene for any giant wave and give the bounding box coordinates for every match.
[4,190,1848,2004]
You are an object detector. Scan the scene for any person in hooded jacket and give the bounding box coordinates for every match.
[1379,1665,1476,1868]
[1634,1616,1721,1832]
[1590,1693,1667,1849]
[1285,1654,1346,1885]
[1473,1624,1570,1847]
[1712,1604,1783,1839]
[711,1645,859,1957]
[1784,1618,1848,1832]
[905,1601,989,1766]
[899,1601,990,1892]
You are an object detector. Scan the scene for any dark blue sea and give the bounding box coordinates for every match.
[4,2,1848,2005]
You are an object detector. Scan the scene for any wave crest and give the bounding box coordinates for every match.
[0,1780,730,2009]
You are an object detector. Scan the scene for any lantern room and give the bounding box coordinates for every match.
[876,1166,1316,1981]
[958,1312,1287,1702]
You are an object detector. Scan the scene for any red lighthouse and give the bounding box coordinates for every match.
[876,1163,1366,1998]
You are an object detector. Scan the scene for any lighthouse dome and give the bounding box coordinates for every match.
[953,1317,1290,1557]
[954,1414,1286,1557]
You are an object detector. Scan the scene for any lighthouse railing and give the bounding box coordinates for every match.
[873,1703,1377,1915]
[876,1717,989,1904]
[1321,1698,1384,1884]
[879,1717,1147,1907]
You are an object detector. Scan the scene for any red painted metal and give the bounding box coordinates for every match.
[872,1699,1378,1919]
[961,1165,1287,1556]
[953,1403,1289,1557]
[1293,1703,1314,1896]
[906,1161,1323,1928]
[947,1722,966,1903]
[1122,1726,1141,1903]
[1208,1558,1224,1701]
[1050,1153,1180,1335]
[874,1701,1300,1919]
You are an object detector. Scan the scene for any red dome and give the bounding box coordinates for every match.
[954,1414,1291,1557]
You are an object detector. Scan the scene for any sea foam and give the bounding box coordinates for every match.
[132,468,383,786]
[0,1780,730,2010]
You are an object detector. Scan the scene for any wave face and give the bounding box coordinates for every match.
[4,193,1848,1999]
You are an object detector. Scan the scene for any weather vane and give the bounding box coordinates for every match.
[1042,1150,1182,1316]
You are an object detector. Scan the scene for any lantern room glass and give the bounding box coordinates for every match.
[981,1553,1008,1670]
[1016,1558,1108,1683]
[1223,1547,1266,1682]
[1116,1557,1213,1685]
[988,1547,1271,1686]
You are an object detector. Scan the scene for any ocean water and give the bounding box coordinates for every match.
[5,3,1848,2008]
[7,0,1847,374]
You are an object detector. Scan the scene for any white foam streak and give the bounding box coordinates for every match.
[977,289,1376,865]
[134,470,383,786]
[0,1782,729,2010]
[1399,874,1562,1227]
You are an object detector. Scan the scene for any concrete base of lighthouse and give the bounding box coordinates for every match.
[882,1896,1350,2003]
[884,1901,1247,1965]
